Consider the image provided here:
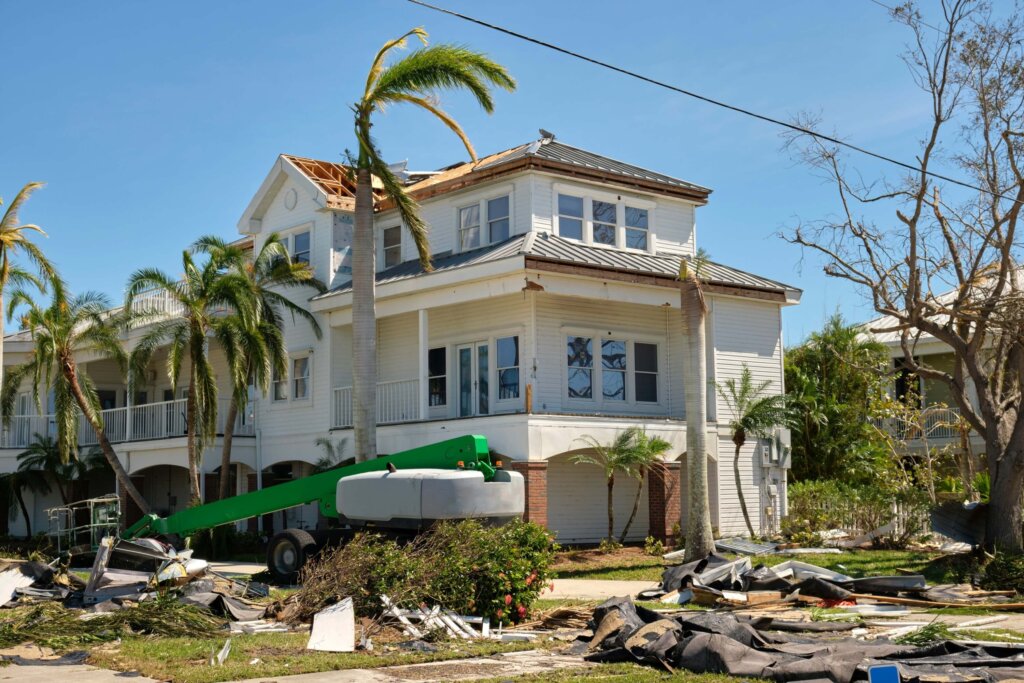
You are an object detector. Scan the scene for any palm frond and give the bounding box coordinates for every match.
[0,182,45,232]
[365,27,430,98]
[367,149,432,269]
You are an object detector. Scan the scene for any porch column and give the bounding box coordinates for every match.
[510,461,548,528]
[126,388,133,441]
[648,461,681,545]
[418,309,429,420]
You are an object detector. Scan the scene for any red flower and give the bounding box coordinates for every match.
[496,609,504,619]
[504,594,513,605]
[517,605,527,618]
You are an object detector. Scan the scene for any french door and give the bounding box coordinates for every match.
[456,342,490,417]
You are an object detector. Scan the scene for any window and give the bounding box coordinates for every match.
[459,204,481,250]
[592,200,617,246]
[488,195,510,243]
[625,206,649,250]
[496,336,519,399]
[602,339,626,401]
[383,226,401,268]
[428,347,447,407]
[292,356,310,400]
[566,336,593,399]
[557,194,584,240]
[273,364,288,401]
[635,342,659,403]
[292,230,310,264]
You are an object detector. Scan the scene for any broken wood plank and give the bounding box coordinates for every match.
[849,593,1024,611]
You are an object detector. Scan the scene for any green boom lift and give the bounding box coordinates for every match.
[119,435,524,581]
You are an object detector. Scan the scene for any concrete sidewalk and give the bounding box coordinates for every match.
[546,578,657,601]
[207,560,267,576]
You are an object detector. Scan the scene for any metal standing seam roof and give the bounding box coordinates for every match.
[315,232,800,299]
[476,140,711,194]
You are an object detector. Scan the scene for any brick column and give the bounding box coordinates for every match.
[511,461,548,529]
[648,461,681,545]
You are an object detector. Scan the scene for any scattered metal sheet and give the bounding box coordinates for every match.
[0,567,37,607]
[770,560,853,583]
[715,537,778,555]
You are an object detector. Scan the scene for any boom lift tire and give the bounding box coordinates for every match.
[267,528,318,583]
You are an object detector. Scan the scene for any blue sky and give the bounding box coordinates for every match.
[1,1,948,344]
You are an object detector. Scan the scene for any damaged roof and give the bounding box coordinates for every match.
[316,232,800,302]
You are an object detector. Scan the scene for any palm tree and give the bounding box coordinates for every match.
[312,436,353,473]
[126,250,256,504]
[1,468,49,537]
[0,279,151,515]
[14,434,111,505]
[193,234,325,500]
[572,429,646,544]
[350,28,515,461]
[679,252,715,560]
[716,365,791,538]
[617,428,672,543]
[0,182,55,393]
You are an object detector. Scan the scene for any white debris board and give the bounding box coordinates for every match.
[307,597,355,652]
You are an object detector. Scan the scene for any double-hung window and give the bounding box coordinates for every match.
[488,196,510,243]
[634,342,659,402]
[273,365,288,401]
[383,226,401,268]
[292,356,310,400]
[292,230,311,264]
[558,194,584,241]
[625,206,649,250]
[428,348,447,407]
[496,336,519,399]
[566,336,593,399]
[592,200,617,246]
[601,339,626,401]
[458,204,481,250]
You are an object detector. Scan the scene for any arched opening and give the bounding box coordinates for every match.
[254,460,320,536]
[124,464,190,527]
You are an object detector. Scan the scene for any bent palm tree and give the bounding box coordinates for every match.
[351,28,515,461]
[0,182,55,393]
[679,251,715,561]
[716,365,791,538]
[127,250,256,504]
[2,468,49,537]
[193,234,325,500]
[1,280,151,514]
[572,429,645,544]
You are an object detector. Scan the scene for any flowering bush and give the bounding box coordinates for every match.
[296,519,558,625]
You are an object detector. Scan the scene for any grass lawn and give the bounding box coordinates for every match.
[476,663,764,682]
[88,632,538,683]
[552,547,979,585]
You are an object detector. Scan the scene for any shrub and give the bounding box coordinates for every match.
[644,536,665,556]
[981,553,1024,595]
[296,519,557,625]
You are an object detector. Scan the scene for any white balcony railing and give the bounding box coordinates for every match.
[129,287,186,319]
[871,406,966,442]
[1,397,254,450]
[332,379,420,429]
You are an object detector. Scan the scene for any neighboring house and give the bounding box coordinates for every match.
[0,135,800,543]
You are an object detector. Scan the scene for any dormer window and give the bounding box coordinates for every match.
[592,200,616,246]
[625,207,649,250]
[555,186,655,253]
[383,226,402,268]
[459,204,481,250]
[458,193,513,251]
[557,194,584,240]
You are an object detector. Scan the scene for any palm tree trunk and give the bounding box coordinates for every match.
[64,364,151,515]
[218,395,238,501]
[0,296,5,405]
[733,442,756,538]
[15,487,31,537]
[681,278,715,561]
[606,473,615,542]
[619,470,645,544]
[185,371,201,505]
[352,165,378,462]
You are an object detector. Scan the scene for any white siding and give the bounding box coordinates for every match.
[533,293,682,418]
[547,454,650,544]
[654,198,697,256]
[711,296,784,536]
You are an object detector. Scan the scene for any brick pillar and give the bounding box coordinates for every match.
[511,461,548,529]
[648,461,681,545]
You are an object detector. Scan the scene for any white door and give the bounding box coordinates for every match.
[456,342,490,417]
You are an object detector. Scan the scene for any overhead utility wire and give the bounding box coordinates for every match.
[406,0,1009,204]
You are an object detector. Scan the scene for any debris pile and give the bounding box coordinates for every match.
[641,553,1024,611]
[582,596,1024,682]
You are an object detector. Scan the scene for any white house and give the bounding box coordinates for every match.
[0,135,800,544]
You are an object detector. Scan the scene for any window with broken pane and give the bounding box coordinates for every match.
[566,336,593,399]
[602,339,626,401]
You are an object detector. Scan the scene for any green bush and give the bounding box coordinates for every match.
[296,520,557,625]
[981,553,1024,595]
[643,536,665,556]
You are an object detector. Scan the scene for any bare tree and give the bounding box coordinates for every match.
[786,0,1024,551]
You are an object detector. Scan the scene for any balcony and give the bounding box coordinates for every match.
[0,398,254,450]
[332,379,420,428]
[871,406,966,442]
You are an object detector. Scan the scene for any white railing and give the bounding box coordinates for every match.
[332,379,420,428]
[129,287,186,319]
[871,406,965,442]
[1,397,253,450]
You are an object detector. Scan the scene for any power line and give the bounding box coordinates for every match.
[405,0,1008,204]
[865,0,946,34]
